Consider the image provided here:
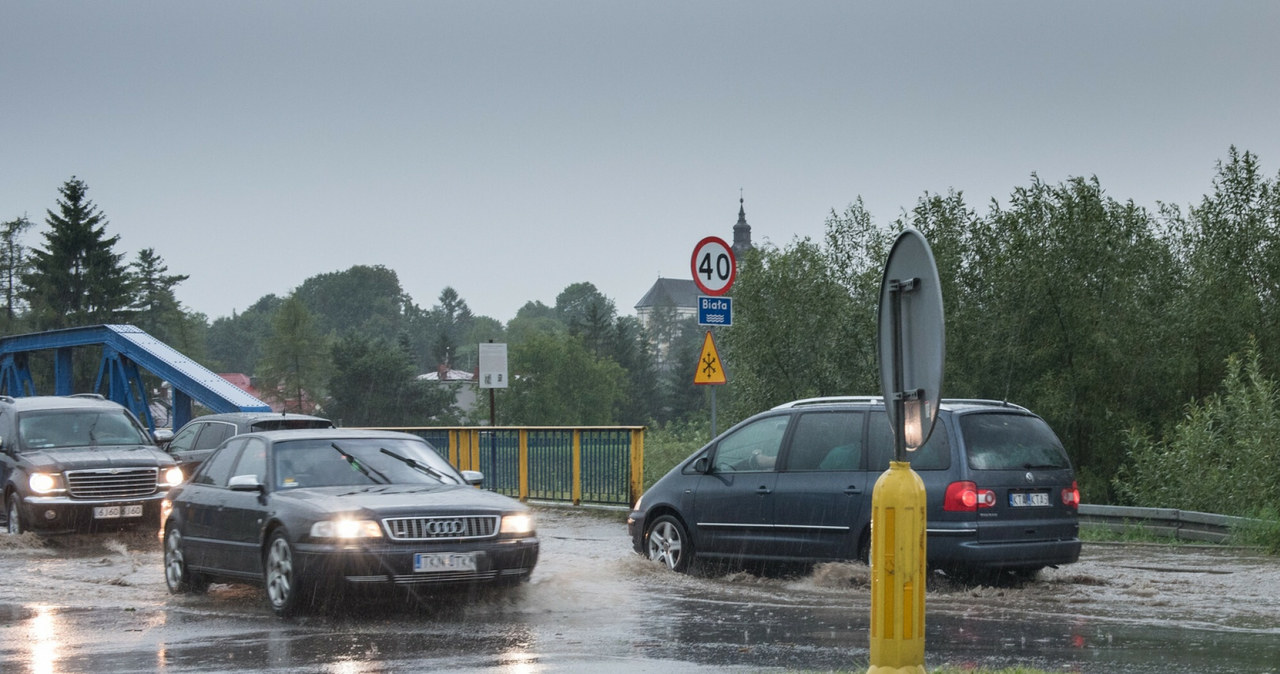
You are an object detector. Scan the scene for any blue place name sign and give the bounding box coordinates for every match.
[698,296,733,326]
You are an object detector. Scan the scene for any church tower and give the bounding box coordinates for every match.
[732,196,754,259]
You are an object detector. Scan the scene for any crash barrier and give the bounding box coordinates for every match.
[1078,504,1260,543]
[363,426,645,507]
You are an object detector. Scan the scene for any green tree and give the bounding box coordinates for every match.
[205,294,283,373]
[0,215,34,326]
[501,333,625,425]
[420,287,474,369]
[556,282,616,356]
[292,264,410,338]
[130,248,189,339]
[506,301,566,346]
[21,177,134,329]
[1116,342,1280,517]
[325,333,454,426]
[723,234,873,421]
[1164,147,1280,399]
[257,295,328,412]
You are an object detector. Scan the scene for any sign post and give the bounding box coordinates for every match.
[690,236,735,439]
[693,330,727,436]
[869,228,945,674]
[478,341,509,475]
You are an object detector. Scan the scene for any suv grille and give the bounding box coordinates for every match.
[383,515,498,541]
[66,468,159,499]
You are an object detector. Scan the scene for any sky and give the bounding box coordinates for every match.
[3,2,1279,324]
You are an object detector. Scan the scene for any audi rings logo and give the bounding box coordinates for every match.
[427,519,467,536]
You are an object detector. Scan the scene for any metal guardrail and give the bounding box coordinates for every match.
[362,426,645,507]
[1078,504,1259,543]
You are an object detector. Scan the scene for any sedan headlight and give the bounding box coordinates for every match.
[310,519,383,539]
[161,466,184,487]
[500,513,535,535]
[29,472,62,494]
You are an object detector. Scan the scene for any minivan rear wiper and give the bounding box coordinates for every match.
[380,447,459,484]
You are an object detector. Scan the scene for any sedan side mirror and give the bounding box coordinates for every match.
[228,474,264,492]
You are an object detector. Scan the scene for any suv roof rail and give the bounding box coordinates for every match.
[68,393,106,400]
[773,396,883,409]
[941,398,1031,412]
[0,395,13,405]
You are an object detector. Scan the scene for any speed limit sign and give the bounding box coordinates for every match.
[690,236,736,296]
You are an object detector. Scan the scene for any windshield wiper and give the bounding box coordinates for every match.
[380,447,459,484]
[330,442,389,484]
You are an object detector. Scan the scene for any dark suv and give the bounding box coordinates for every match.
[164,412,332,476]
[629,397,1081,575]
[1,395,184,534]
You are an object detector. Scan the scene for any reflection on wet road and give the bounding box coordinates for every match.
[1,507,1278,672]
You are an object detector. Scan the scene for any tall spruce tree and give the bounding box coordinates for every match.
[0,215,34,326]
[21,177,133,329]
[130,249,188,330]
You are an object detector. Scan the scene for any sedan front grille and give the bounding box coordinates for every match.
[382,515,498,541]
[66,468,159,499]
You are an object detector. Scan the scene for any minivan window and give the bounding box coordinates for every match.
[867,411,951,470]
[784,411,863,471]
[711,415,788,472]
[960,413,1069,470]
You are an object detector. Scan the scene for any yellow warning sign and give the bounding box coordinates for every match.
[694,331,727,385]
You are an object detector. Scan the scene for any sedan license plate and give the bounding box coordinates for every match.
[93,504,144,519]
[1009,491,1050,507]
[414,552,478,573]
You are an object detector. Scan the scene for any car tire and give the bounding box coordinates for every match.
[264,529,308,617]
[5,492,25,535]
[163,524,209,594]
[646,514,693,572]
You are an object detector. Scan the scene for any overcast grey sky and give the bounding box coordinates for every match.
[3,2,1278,323]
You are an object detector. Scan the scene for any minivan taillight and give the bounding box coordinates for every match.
[1062,481,1080,509]
[944,481,996,511]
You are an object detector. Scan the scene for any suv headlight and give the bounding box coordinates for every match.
[161,466,184,487]
[29,472,63,494]
[310,519,383,539]
[500,513,534,535]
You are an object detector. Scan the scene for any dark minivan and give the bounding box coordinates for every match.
[629,397,1081,575]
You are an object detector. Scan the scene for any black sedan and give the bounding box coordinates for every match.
[161,428,539,617]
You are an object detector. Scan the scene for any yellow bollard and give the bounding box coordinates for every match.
[868,460,927,674]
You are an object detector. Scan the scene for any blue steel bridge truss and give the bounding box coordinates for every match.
[0,324,270,431]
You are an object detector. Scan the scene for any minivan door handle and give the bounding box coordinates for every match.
[843,486,862,495]
[756,486,773,495]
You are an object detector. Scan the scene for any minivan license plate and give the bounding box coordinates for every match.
[414,552,477,573]
[94,504,144,519]
[1009,491,1050,507]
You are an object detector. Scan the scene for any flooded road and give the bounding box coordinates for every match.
[1,506,1278,673]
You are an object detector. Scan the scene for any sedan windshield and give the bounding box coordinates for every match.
[19,410,149,449]
[274,437,463,489]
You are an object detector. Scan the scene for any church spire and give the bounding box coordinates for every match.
[732,192,753,258]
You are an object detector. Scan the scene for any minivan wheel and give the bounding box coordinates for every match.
[5,493,25,535]
[646,515,693,572]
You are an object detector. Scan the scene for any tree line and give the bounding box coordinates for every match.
[723,146,1280,510]
[1,178,707,429]
[6,148,1278,513]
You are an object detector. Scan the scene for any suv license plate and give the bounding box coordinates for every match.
[1009,491,1050,507]
[414,552,478,573]
[94,504,145,519]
